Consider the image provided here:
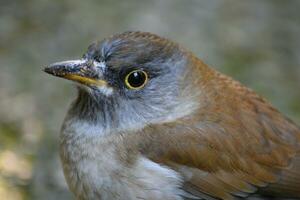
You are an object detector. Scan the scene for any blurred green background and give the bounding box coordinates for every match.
[0,0,299,199]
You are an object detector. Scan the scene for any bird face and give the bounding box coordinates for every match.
[45,32,198,131]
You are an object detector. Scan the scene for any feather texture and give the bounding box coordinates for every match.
[49,31,300,200]
[123,59,300,199]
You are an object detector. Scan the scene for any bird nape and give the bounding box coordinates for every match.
[44,31,300,200]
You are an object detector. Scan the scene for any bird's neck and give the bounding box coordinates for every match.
[62,89,116,137]
[63,89,147,139]
[71,89,110,122]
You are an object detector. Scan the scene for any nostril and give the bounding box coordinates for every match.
[93,55,103,62]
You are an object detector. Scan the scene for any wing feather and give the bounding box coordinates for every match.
[126,70,300,199]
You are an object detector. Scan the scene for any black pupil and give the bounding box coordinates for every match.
[128,71,146,88]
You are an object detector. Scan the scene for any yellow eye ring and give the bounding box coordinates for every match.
[125,70,148,90]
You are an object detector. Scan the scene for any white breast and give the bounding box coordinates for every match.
[60,119,184,200]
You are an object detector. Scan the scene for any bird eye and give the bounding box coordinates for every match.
[125,70,148,89]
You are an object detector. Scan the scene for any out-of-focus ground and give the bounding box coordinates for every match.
[0,0,299,199]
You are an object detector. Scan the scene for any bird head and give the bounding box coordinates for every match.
[44,32,200,132]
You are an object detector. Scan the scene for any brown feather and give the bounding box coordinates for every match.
[123,54,300,199]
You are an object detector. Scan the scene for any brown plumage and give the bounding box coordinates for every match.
[45,31,300,200]
[124,56,300,199]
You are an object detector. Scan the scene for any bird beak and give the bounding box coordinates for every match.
[43,59,107,86]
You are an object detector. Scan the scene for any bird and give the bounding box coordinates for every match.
[44,31,300,200]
